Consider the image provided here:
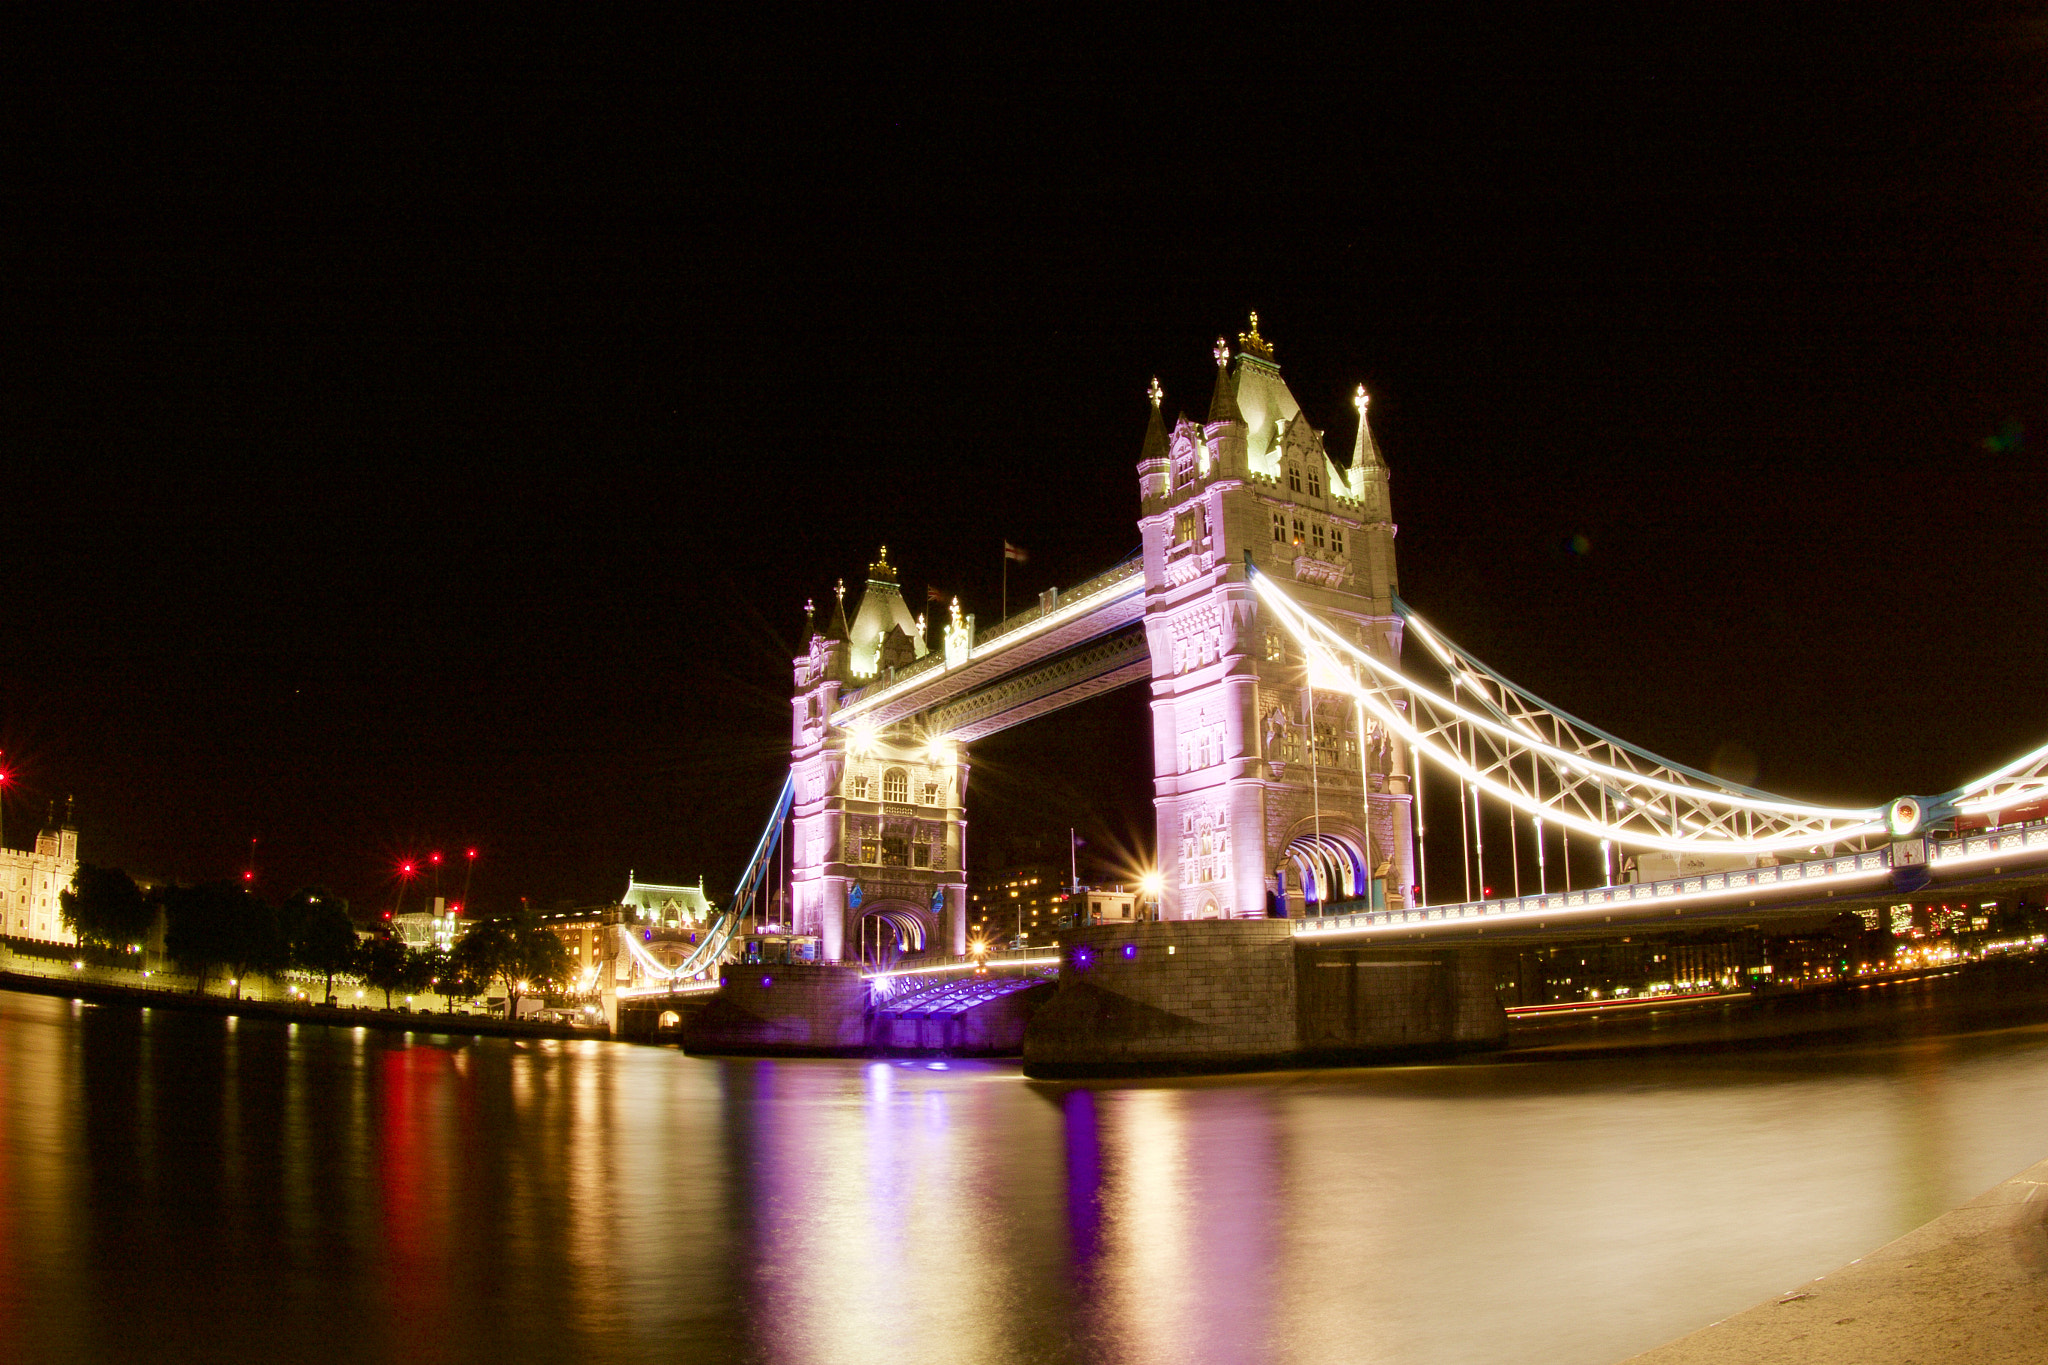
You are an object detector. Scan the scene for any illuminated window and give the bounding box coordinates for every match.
[1287,464,1301,492]
[882,768,909,803]
[860,836,880,863]
[1266,631,1284,661]
[1173,509,1198,544]
[1292,517,1304,544]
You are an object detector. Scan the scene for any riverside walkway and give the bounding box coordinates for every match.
[1627,1155,2048,1364]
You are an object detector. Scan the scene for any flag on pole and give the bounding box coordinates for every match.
[926,586,947,604]
[1003,540,1028,563]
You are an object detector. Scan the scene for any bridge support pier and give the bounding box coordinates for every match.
[1022,920,1505,1077]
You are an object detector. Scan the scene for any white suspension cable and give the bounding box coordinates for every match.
[1253,570,1889,855]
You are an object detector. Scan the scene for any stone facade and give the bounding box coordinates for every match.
[1022,920,1302,1075]
[789,552,968,964]
[2,813,80,945]
[1022,920,1506,1077]
[684,963,872,1054]
[1138,320,1414,922]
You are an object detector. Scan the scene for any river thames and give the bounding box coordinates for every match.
[3,987,2046,1365]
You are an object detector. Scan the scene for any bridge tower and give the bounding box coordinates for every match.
[789,549,970,964]
[1138,317,1414,919]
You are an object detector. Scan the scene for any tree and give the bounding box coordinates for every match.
[507,915,572,1018]
[360,933,414,1010]
[59,863,153,952]
[450,920,510,1013]
[285,887,360,1004]
[162,881,283,998]
[450,914,568,1019]
[416,947,481,1013]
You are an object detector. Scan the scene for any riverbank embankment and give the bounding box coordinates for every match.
[1504,954,2048,1061]
[1625,1154,2048,1364]
[0,969,597,1042]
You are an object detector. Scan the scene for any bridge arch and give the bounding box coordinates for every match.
[855,902,930,969]
[1279,828,1370,912]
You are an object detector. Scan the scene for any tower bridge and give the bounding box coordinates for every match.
[617,317,2048,1066]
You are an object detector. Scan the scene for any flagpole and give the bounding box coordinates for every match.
[1002,550,1007,621]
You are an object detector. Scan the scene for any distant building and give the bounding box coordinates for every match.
[1080,887,1137,924]
[392,897,467,952]
[968,863,1069,946]
[621,874,716,927]
[2,803,80,946]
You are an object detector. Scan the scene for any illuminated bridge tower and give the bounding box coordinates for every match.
[789,549,970,965]
[1139,317,1414,919]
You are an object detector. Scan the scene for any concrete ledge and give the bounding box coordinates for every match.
[1625,1156,2048,1364]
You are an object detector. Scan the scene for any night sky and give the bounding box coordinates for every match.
[7,11,2045,916]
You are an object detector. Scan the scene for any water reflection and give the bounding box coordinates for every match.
[0,989,2046,1364]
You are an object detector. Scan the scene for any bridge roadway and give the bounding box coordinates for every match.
[1295,816,2048,946]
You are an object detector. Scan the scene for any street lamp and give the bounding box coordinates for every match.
[1139,871,1164,921]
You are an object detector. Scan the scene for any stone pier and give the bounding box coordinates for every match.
[1022,919,1506,1077]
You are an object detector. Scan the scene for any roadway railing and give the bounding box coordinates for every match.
[1298,846,1891,937]
[1298,814,2048,939]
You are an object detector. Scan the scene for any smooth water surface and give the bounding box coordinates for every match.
[3,989,2047,1364]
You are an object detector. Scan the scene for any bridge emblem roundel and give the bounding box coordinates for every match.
[1888,797,1922,838]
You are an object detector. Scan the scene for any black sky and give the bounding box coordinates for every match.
[6,10,2046,914]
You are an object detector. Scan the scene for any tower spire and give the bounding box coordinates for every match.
[828,578,851,640]
[1207,338,1243,424]
[1350,385,1384,469]
[1141,377,1169,462]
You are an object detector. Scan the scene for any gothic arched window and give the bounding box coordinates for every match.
[881,768,909,804]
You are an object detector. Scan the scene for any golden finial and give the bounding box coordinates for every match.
[1213,337,1231,367]
[1354,384,1369,413]
[1238,311,1273,360]
[869,546,897,581]
[1147,377,1164,408]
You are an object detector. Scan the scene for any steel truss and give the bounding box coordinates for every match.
[1252,567,1889,855]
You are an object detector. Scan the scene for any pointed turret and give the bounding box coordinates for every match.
[1349,385,1384,471]
[1207,338,1243,424]
[827,578,851,640]
[1141,377,1169,463]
